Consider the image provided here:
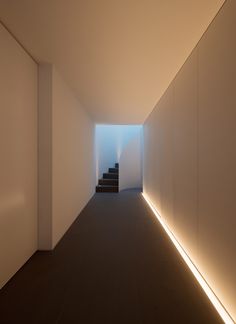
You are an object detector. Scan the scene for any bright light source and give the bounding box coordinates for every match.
[141,192,234,324]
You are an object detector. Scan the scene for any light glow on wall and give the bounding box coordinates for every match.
[95,125,142,181]
[142,192,235,324]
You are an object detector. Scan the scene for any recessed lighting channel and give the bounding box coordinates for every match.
[141,192,234,324]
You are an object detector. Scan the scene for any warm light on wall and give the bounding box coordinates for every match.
[141,192,235,324]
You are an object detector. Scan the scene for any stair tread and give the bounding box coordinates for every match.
[99,179,118,186]
[96,185,118,188]
[103,174,118,179]
[100,178,118,181]
[103,173,119,175]
[109,168,118,173]
[96,185,119,193]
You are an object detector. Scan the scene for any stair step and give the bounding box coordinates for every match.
[99,179,118,185]
[96,185,119,193]
[109,168,118,173]
[103,173,118,179]
[96,163,119,193]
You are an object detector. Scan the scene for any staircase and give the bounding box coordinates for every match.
[96,163,119,193]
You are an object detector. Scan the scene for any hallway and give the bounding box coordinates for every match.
[0,190,221,324]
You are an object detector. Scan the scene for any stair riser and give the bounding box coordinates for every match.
[103,173,118,179]
[96,186,119,193]
[108,168,118,173]
[99,179,118,185]
[115,163,119,168]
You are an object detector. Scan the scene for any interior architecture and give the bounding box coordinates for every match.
[0,0,235,323]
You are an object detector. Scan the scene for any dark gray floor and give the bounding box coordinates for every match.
[0,190,222,324]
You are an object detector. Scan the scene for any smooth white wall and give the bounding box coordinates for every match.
[38,64,53,250]
[119,131,142,191]
[38,64,95,249]
[143,1,236,320]
[52,68,95,247]
[95,125,142,181]
[0,23,38,288]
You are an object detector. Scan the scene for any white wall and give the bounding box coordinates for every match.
[143,0,236,320]
[38,64,95,249]
[0,23,38,288]
[38,64,53,250]
[119,131,142,191]
[95,125,142,181]
[52,68,95,247]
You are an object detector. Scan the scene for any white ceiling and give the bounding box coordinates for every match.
[0,0,225,124]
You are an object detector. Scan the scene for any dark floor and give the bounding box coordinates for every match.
[0,190,222,324]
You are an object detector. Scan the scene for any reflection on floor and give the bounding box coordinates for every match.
[0,190,222,324]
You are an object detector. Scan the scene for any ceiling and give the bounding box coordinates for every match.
[0,0,225,124]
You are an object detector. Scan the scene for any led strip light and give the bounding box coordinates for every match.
[141,192,234,324]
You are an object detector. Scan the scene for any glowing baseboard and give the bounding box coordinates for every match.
[141,192,234,324]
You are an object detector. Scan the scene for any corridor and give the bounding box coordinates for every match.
[0,190,221,324]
